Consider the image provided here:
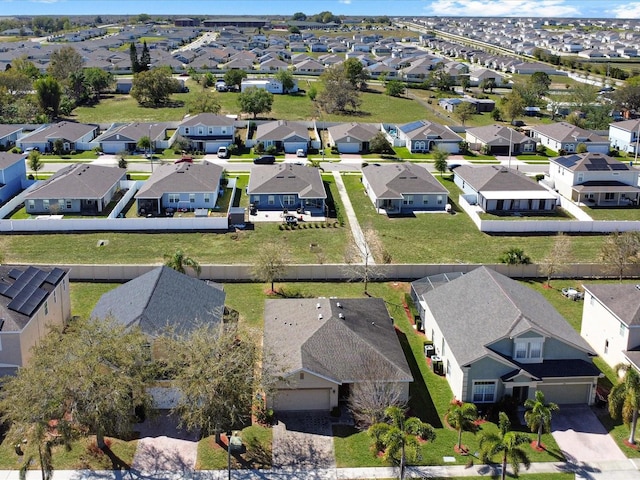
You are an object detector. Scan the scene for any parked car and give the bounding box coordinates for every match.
[296,149,306,157]
[253,155,276,164]
[217,146,230,159]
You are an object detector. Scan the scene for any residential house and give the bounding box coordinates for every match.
[241,78,298,94]
[327,123,381,154]
[92,122,174,154]
[135,161,223,215]
[24,164,126,215]
[548,152,640,206]
[263,297,413,411]
[418,266,600,405]
[468,68,506,87]
[0,152,27,203]
[530,122,610,154]
[466,125,536,155]
[392,120,462,153]
[17,121,98,153]
[91,266,226,408]
[361,162,449,214]
[454,165,557,212]
[247,163,326,216]
[0,124,24,149]
[581,283,640,370]
[177,114,236,154]
[0,265,70,375]
[609,119,640,153]
[254,120,309,154]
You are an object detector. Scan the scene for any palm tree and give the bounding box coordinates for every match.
[609,363,640,444]
[447,401,477,451]
[524,390,559,448]
[163,249,201,277]
[480,412,531,480]
[368,406,435,480]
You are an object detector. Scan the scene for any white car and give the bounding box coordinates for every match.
[296,149,306,157]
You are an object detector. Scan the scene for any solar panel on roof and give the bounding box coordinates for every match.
[45,268,65,285]
[0,283,9,296]
[8,268,22,280]
[18,290,48,317]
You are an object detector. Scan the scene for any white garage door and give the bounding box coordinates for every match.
[274,388,331,411]
[539,384,590,405]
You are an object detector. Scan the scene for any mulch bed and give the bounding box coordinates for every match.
[530,440,546,452]
[624,439,640,450]
[454,444,470,455]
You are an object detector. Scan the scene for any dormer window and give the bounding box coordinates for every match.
[513,338,543,363]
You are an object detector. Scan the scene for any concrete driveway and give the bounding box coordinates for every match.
[272,411,336,469]
[551,405,626,464]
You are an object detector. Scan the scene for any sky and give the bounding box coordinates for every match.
[4,0,640,19]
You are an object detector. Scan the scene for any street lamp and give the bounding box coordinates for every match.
[148,124,156,172]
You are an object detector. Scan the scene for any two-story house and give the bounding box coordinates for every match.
[416,267,600,405]
[548,152,640,206]
[0,152,27,204]
[609,119,640,154]
[177,113,236,154]
[530,122,610,154]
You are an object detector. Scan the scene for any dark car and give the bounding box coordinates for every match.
[253,155,276,164]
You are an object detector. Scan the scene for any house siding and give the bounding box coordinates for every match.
[160,190,220,211]
[464,356,509,403]
[609,125,636,153]
[0,159,26,203]
[250,193,324,215]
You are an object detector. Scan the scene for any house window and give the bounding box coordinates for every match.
[208,127,213,134]
[168,193,179,203]
[605,192,615,200]
[577,173,584,183]
[299,372,304,380]
[44,301,48,315]
[441,338,445,356]
[446,360,451,376]
[585,193,594,200]
[513,339,543,362]
[283,195,296,206]
[27,200,34,210]
[58,199,64,209]
[53,291,56,303]
[403,195,414,205]
[198,127,204,135]
[423,198,429,205]
[268,195,275,205]
[185,127,190,135]
[437,195,443,205]
[189,194,195,203]
[204,193,210,203]
[620,322,627,337]
[66,200,72,209]
[221,128,227,135]
[252,197,260,206]
[604,339,609,354]
[472,380,496,403]
[43,199,49,210]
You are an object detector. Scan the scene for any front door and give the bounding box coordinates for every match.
[338,383,351,403]
[512,386,529,404]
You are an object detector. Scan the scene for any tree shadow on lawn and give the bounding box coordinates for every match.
[395,329,442,428]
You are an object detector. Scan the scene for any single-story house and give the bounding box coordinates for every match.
[0,265,70,375]
[263,297,413,411]
[92,122,175,154]
[17,121,98,153]
[241,78,298,94]
[247,163,326,216]
[327,123,381,154]
[392,120,462,153]
[24,164,127,215]
[548,152,640,206]
[454,165,557,212]
[361,162,449,214]
[418,266,601,406]
[254,120,309,154]
[0,124,25,149]
[581,283,640,370]
[135,161,223,215]
[530,122,610,154]
[0,152,27,204]
[466,125,537,155]
[177,114,236,154]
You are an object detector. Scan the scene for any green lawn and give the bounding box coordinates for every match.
[197,425,272,470]
[581,205,640,220]
[478,208,574,221]
[341,173,605,264]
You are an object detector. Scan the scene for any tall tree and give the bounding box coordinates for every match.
[130,68,181,106]
[540,233,572,287]
[385,79,405,97]
[83,67,113,102]
[599,231,640,281]
[447,401,477,450]
[343,57,369,91]
[237,87,273,119]
[223,69,247,90]
[34,76,62,119]
[252,242,288,293]
[432,147,450,176]
[274,69,295,94]
[129,42,140,73]
[139,41,151,71]
[164,249,201,276]
[454,101,476,126]
[479,412,531,480]
[609,363,640,444]
[502,91,525,122]
[524,390,559,449]
[343,225,386,293]
[47,46,84,82]
[369,132,394,154]
[317,63,361,114]
[368,406,435,480]
[187,90,221,114]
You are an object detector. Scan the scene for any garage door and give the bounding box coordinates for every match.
[539,384,590,405]
[274,388,331,411]
[338,143,360,154]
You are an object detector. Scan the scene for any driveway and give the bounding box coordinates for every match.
[272,411,336,469]
[551,405,627,464]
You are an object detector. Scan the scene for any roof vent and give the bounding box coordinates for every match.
[336,302,342,308]
[318,313,323,320]
[338,313,345,319]
[636,284,640,291]
[316,302,321,309]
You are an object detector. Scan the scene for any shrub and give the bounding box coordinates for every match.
[499,247,531,265]
[266,145,277,155]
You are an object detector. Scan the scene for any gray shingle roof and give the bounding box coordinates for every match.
[398,120,462,142]
[583,283,640,327]
[362,162,448,199]
[91,266,226,337]
[424,266,595,367]
[19,121,97,143]
[551,152,635,172]
[466,124,530,145]
[327,122,380,143]
[0,152,25,170]
[135,161,223,199]
[531,122,608,144]
[24,164,126,200]
[179,113,235,128]
[454,165,548,192]
[247,163,326,199]
[255,120,309,142]
[264,298,413,383]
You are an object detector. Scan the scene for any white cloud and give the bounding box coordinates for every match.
[339,0,352,4]
[426,0,580,17]
[608,2,640,18]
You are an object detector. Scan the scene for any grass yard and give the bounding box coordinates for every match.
[197,425,272,470]
[581,205,640,221]
[341,173,606,264]
[70,282,120,320]
[478,208,574,221]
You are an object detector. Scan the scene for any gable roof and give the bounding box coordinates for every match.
[94,122,169,143]
[0,152,26,170]
[255,120,309,142]
[550,152,635,172]
[327,122,380,143]
[532,122,608,144]
[264,297,413,383]
[397,120,462,142]
[24,164,126,200]
[583,283,640,327]
[454,165,550,193]
[610,119,640,133]
[424,266,595,367]
[91,266,226,337]
[135,161,223,198]
[19,121,96,143]
[179,113,235,128]
[247,163,326,199]
[466,124,531,145]
[362,162,448,199]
